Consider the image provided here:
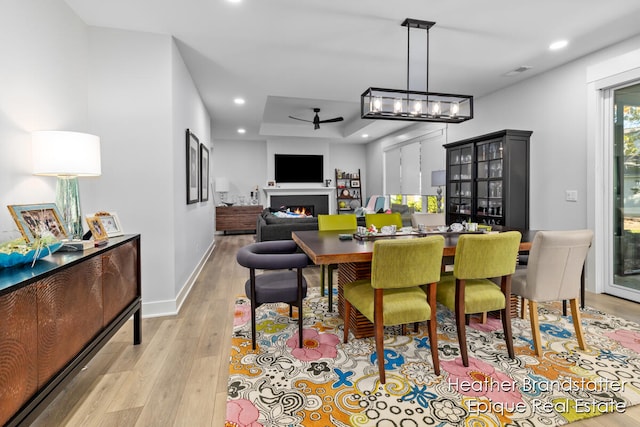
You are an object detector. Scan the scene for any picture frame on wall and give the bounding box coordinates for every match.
[186,129,199,204]
[200,143,210,202]
[87,211,123,237]
[8,203,68,243]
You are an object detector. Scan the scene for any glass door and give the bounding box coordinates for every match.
[609,82,640,301]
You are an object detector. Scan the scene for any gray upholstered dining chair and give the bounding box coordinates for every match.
[511,229,594,357]
[236,240,308,350]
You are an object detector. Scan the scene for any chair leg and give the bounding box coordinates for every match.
[500,276,514,360]
[426,282,440,376]
[528,300,543,357]
[401,324,407,335]
[250,270,258,350]
[501,305,515,360]
[479,312,488,324]
[297,268,304,349]
[520,297,527,319]
[455,279,469,367]
[251,300,257,350]
[343,300,351,343]
[570,298,587,351]
[374,289,386,384]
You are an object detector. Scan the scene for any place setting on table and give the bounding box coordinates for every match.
[349,221,490,241]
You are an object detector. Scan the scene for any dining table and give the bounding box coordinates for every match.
[292,227,537,338]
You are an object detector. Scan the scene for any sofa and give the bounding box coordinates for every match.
[256,209,320,241]
[256,208,366,242]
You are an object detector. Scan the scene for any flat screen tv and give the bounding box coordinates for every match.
[274,154,324,183]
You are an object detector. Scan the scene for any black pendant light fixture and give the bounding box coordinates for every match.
[361,18,474,123]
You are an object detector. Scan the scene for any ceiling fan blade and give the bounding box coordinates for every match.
[288,116,313,123]
[318,117,344,124]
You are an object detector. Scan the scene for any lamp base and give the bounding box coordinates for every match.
[436,187,443,214]
[56,176,83,240]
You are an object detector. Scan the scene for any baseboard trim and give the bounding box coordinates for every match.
[140,240,216,318]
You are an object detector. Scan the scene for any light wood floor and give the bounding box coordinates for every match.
[30,234,640,426]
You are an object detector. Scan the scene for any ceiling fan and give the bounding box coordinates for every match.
[288,108,344,130]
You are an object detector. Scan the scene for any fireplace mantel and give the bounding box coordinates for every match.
[263,187,336,213]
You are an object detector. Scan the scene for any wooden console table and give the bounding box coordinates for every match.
[216,205,263,233]
[0,235,142,426]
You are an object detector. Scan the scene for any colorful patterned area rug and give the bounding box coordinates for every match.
[226,289,640,426]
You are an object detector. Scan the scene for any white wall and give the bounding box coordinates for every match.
[1,2,213,318]
[212,139,267,205]
[171,39,214,304]
[211,138,367,211]
[0,0,89,232]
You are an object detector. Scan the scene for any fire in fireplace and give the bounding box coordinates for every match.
[280,205,314,216]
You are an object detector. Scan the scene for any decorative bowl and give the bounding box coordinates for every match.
[0,241,63,269]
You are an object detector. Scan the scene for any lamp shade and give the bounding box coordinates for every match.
[431,170,446,187]
[215,177,230,192]
[32,131,101,176]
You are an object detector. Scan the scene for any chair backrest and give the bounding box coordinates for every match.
[411,213,446,228]
[236,240,308,270]
[365,212,403,229]
[317,214,357,231]
[453,231,522,279]
[525,229,593,301]
[370,236,445,289]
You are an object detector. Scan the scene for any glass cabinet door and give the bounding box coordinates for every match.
[475,140,504,225]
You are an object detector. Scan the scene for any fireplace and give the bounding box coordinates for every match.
[271,195,329,215]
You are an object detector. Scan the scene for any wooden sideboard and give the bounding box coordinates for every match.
[216,205,263,233]
[0,235,142,426]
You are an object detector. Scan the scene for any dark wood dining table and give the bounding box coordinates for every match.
[292,227,536,338]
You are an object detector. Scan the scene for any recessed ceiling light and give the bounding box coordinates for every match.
[362,134,369,138]
[233,98,245,105]
[237,128,246,134]
[227,0,241,3]
[549,40,568,50]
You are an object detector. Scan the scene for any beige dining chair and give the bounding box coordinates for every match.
[411,213,446,228]
[511,229,593,357]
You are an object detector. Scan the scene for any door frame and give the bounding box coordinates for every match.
[588,48,640,300]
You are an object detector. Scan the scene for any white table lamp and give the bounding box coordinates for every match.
[215,177,230,204]
[32,131,101,239]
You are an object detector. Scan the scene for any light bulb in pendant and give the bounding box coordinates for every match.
[372,97,382,112]
[393,98,403,114]
[450,102,460,117]
[432,101,441,116]
[412,100,422,115]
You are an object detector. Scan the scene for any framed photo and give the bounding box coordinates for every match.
[88,211,123,237]
[85,216,109,243]
[186,129,199,204]
[200,144,210,202]
[8,203,68,243]
[267,180,276,187]
[351,180,360,188]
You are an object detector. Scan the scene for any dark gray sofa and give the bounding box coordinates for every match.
[256,209,319,241]
[256,208,366,241]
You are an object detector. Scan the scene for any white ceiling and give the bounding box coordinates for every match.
[64,0,640,144]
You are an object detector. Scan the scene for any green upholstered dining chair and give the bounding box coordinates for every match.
[511,230,593,357]
[317,214,358,312]
[436,231,522,367]
[343,235,445,384]
[365,212,403,230]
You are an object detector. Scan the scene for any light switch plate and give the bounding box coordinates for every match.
[566,190,578,202]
